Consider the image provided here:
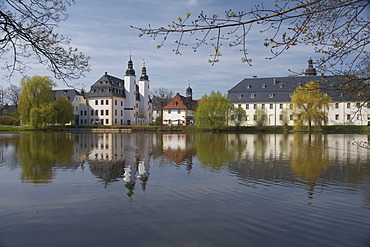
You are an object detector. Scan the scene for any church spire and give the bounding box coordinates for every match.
[125,56,136,76]
[140,60,149,81]
[305,57,317,76]
[186,81,193,100]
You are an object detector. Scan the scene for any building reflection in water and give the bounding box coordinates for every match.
[2,132,368,202]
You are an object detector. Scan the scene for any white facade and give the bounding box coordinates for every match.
[231,101,370,126]
[75,58,152,126]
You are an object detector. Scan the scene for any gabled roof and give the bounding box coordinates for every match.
[163,93,198,110]
[88,73,126,98]
[228,75,357,103]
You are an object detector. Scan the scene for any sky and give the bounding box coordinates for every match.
[1,0,321,99]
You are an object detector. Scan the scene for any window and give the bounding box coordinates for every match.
[244,104,249,110]
[367,103,370,108]
[262,104,265,109]
[95,100,98,105]
[91,110,94,116]
[115,100,117,105]
[246,85,251,89]
[269,93,274,98]
[168,110,171,114]
[335,103,339,109]
[174,101,178,106]
[246,115,249,121]
[253,104,257,109]
[115,119,117,125]
[106,100,109,105]
[280,104,283,109]
[80,110,83,115]
[75,106,78,111]
[178,110,181,114]
[106,110,109,115]
[105,119,109,124]
[290,115,293,120]
[238,94,243,99]
[356,102,361,108]
[279,115,283,121]
[357,114,362,120]
[347,114,351,120]
[101,110,104,115]
[289,104,293,109]
[262,84,266,88]
[238,104,241,108]
[95,110,98,115]
[121,110,123,116]
[101,100,104,105]
[251,93,255,98]
[253,115,257,120]
[347,103,351,108]
[270,104,273,109]
[335,114,339,120]
[121,101,123,106]
[368,114,370,120]
[115,109,117,116]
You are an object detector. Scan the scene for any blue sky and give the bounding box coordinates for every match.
[1,0,319,99]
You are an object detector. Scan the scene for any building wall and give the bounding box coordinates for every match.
[163,109,187,125]
[232,101,370,126]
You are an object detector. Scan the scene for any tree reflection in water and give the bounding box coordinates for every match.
[17,132,75,183]
[290,134,332,202]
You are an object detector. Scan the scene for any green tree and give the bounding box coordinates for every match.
[53,95,74,125]
[18,75,55,128]
[230,105,247,127]
[195,91,233,130]
[292,81,332,131]
[0,0,90,80]
[254,108,267,129]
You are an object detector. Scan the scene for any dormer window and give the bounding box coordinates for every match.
[279,84,284,88]
[246,85,251,89]
[262,84,266,88]
[251,93,255,99]
[173,101,178,106]
[269,93,274,98]
[238,94,243,99]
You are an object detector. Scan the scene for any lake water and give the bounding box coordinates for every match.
[0,132,369,247]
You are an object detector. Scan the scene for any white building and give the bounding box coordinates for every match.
[162,86,198,125]
[58,58,153,126]
[228,59,370,126]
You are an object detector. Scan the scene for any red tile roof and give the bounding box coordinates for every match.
[163,93,198,110]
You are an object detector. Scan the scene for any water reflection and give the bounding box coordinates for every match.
[0,132,368,195]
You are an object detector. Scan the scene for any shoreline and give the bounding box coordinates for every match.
[0,125,368,134]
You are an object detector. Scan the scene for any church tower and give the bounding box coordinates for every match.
[305,57,317,76]
[138,62,151,125]
[124,56,136,125]
[186,83,193,100]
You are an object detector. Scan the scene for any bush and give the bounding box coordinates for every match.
[0,116,20,126]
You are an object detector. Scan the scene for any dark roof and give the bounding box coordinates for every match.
[54,89,82,102]
[163,93,198,110]
[228,75,358,103]
[88,73,126,98]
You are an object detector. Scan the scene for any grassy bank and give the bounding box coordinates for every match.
[0,124,368,134]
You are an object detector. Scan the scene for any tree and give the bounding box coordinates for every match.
[195,91,233,130]
[4,84,21,108]
[291,80,332,131]
[0,0,90,81]
[254,108,267,129]
[230,105,247,127]
[18,75,55,128]
[151,87,174,124]
[53,95,74,125]
[132,1,369,81]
